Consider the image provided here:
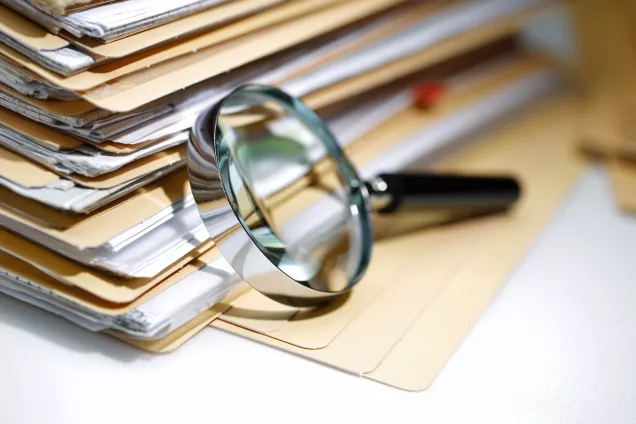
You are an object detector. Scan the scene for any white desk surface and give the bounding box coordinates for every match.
[1,166,635,424]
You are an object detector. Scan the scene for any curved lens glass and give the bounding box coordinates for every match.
[214,85,371,293]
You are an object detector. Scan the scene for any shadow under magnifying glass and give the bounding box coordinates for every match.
[220,290,352,321]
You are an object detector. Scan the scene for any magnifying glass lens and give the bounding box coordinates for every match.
[191,84,520,306]
[214,87,371,294]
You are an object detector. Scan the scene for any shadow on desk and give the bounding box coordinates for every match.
[0,293,146,363]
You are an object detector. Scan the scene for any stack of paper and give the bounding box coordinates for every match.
[0,0,564,350]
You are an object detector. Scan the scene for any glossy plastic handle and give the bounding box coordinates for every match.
[366,173,521,214]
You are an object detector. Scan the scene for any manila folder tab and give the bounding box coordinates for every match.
[0,147,60,188]
[211,94,585,391]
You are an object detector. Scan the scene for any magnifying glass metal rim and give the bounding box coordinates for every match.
[188,83,374,307]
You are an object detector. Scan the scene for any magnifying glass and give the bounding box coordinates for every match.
[188,84,520,307]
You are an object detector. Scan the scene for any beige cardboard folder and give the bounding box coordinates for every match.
[0,0,407,95]
[0,147,60,187]
[211,94,584,391]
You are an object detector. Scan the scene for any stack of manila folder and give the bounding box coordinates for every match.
[0,0,585,390]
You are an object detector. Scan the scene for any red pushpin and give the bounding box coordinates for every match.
[413,82,447,108]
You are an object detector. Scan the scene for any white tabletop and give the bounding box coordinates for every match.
[1,166,635,424]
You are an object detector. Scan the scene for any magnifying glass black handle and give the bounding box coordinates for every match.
[366,173,521,214]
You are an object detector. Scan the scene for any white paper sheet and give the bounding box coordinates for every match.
[0,259,243,339]
[0,195,206,278]
[282,0,547,96]
[0,55,78,100]
[1,0,229,41]
[0,30,96,75]
[0,129,186,176]
[0,160,182,213]
[3,0,230,41]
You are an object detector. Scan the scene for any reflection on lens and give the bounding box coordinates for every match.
[214,87,369,293]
